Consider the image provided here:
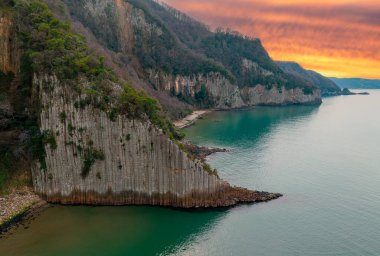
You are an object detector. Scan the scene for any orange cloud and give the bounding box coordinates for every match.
[162,0,380,79]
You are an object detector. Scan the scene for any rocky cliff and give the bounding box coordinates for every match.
[1,8,28,194]
[55,0,321,112]
[148,70,245,109]
[31,74,280,207]
[1,1,281,208]
[0,13,19,75]
[240,85,321,105]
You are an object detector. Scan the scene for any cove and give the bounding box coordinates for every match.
[1,91,380,256]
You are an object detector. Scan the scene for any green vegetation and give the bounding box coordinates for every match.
[13,0,182,140]
[202,163,219,177]
[64,0,120,52]
[133,0,212,50]
[0,149,15,192]
[28,128,57,171]
[65,0,233,83]
[127,0,234,82]
[202,31,281,77]
[200,32,313,90]
[59,112,67,122]
[303,87,313,95]
[128,1,315,92]
[194,84,213,107]
[0,0,14,14]
[15,0,116,82]
[2,0,228,188]
[81,148,105,178]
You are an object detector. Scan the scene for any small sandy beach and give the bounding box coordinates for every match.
[173,110,210,129]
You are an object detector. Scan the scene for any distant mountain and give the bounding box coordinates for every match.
[329,78,380,89]
[42,0,321,117]
[277,61,342,96]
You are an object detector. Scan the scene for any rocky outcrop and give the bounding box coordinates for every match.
[148,70,245,109]
[240,85,322,105]
[148,70,322,108]
[0,13,20,75]
[31,74,281,207]
[183,143,227,161]
[0,2,282,209]
[58,0,321,110]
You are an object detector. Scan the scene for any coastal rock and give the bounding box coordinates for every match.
[57,0,322,110]
[184,143,227,161]
[148,70,245,109]
[1,2,282,210]
[31,74,279,208]
[240,85,322,105]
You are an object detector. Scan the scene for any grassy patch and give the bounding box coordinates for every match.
[81,148,105,178]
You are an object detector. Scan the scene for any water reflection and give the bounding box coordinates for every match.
[0,205,227,256]
[184,106,320,147]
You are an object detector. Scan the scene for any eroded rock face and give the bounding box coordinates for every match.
[0,14,19,75]
[0,6,281,208]
[64,0,321,109]
[31,74,281,208]
[240,85,322,105]
[148,70,245,109]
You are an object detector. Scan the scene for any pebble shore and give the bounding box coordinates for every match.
[0,189,43,232]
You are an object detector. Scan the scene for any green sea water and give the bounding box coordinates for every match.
[1,91,380,256]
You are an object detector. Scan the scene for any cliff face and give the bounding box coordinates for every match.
[0,0,284,208]
[31,74,280,207]
[241,85,322,105]
[0,11,32,194]
[148,70,245,109]
[148,69,321,108]
[0,14,19,75]
[57,0,321,111]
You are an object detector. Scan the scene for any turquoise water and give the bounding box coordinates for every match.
[1,91,380,255]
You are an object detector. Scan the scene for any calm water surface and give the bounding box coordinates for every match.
[1,91,380,256]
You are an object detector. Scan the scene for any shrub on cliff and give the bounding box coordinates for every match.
[15,0,114,82]
[13,0,181,140]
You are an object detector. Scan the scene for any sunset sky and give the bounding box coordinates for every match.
[162,0,380,79]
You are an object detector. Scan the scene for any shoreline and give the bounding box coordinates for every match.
[173,110,211,129]
[0,190,46,235]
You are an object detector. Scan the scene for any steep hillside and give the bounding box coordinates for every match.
[277,61,342,96]
[0,0,280,207]
[0,4,32,194]
[49,0,321,111]
[330,77,380,89]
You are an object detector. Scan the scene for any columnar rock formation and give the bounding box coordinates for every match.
[1,2,282,208]
[31,75,280,207]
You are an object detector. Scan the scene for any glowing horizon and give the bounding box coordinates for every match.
[162,0,380,79]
